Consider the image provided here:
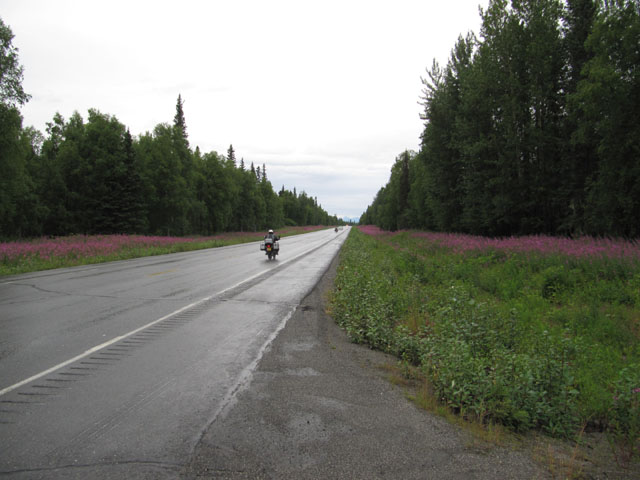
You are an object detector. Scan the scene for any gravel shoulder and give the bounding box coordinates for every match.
[182,253,550,479]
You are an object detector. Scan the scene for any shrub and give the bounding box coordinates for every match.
[607,365,640,464]
[332,227,640,446]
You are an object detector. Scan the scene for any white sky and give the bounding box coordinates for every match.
[2,0,487,220]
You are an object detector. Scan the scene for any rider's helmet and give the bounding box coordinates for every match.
[268,229,274,233]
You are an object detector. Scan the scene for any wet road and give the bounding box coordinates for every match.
[0,227,349,478]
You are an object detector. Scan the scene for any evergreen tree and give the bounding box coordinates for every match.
[173,94,188,146]
[119,129,147,232]
[397,150,411,228]
[227,144,236,167]
[172,94,197,233]
[420,48,466,232]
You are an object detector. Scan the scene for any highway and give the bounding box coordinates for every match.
[0,227,349,478]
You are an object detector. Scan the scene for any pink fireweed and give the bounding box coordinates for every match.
[0,227,335,269]
[0,235,207,263]
[357,226,640,261]
[358,225,390,237]
[409,232,640,260]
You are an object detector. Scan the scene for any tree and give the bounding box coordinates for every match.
[173,94,188,146]
[200,151,235,232]
[407,151,433,228]
[0,17,33,236]
[38,113,71,235]
[118,129,147,233]
[419,38,470,232]
[0,58,338,238]
[82,109,133,233]
[52,111,88,233]
[137,123,189,235]
[457,0,565,235]
[260,176,284,228]
[397,150,411,229]
[366,0,606,237]
[233,168,258,231]
[172,94,199,233]
[562,0,598,233]
[227,144,236,167]
[576,0,640,236]
[0,103,28,236]
[0,17,30,107]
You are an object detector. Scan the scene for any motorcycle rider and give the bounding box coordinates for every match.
[263,229,280,259]
[264,229,279,241]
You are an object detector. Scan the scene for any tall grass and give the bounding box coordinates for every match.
[330,227,640,461]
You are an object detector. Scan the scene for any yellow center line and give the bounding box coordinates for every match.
[148,269,176,276]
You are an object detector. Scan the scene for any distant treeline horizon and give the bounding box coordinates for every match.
[361,0,639,238]
[1,17,345,239]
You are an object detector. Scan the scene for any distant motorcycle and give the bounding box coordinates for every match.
[260,237,279,260]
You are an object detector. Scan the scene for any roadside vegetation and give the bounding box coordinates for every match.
[0,226,328,276]
[330,227,640,468]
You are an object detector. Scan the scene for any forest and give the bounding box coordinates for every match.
[361,0,639,238]
[0,20,341,239]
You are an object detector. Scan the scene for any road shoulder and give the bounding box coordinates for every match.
[183,253,550,479]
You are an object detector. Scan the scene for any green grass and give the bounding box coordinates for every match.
[330,228,640,462]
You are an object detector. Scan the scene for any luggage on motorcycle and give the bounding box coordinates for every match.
[262,237,279,259]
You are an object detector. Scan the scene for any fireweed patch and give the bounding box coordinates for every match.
[0,226,330,275]
[331,227,639,458]
[409,231,640,262]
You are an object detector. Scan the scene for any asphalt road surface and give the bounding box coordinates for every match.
[0,227,349,479]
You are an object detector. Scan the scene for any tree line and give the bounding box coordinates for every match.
[0,20,341,239]
[361,0,639,238]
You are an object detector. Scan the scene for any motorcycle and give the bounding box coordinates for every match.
[260,237,279,260]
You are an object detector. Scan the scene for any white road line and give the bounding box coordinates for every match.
[0,238,334,398]
[0,299,205,398]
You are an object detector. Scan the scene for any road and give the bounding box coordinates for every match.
[0,227,349,479]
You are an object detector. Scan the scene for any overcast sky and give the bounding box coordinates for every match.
[3,0,487,220]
